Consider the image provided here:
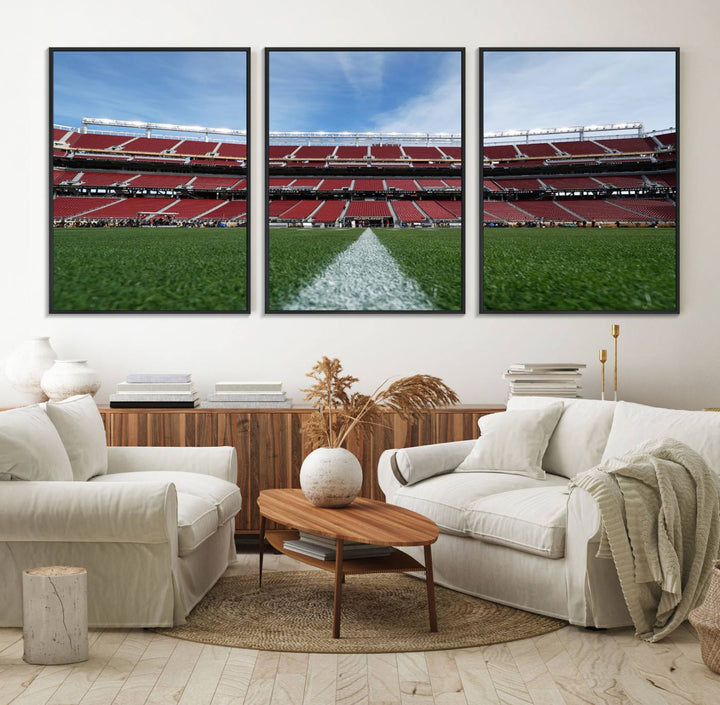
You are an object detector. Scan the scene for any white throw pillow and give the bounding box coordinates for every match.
[456,404,563,479]
[508,396,616,478]
[45,394,108,481]
[601,401,720,476]
[0,405,73,481]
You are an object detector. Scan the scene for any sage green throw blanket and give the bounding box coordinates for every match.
[571,438,720,641]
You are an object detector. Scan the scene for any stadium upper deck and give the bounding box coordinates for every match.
[53,123,675,227]
[52,122,248,225]
[53,126,247,166]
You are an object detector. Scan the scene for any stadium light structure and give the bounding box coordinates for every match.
[484,122,644,142]
[81,118,246,141]
[268,130,461,146]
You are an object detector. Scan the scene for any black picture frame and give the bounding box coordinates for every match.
[50,47,251,314]
[265,47,465,314]
[480,47,679,314]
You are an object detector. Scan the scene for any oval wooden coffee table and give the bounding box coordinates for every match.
[257,488,439,639]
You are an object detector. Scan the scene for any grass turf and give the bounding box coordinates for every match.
[52,227,247,311]
[373,228,463,311]
[267,229,360,310]
[482,226,677,311]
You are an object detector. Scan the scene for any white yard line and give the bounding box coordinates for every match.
[285,228,434,311]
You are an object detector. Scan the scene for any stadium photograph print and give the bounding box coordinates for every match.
[481,48,678,313]
[265,48,464,313]
[50,48,250,313]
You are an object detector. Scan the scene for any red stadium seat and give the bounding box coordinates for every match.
[370,144,403,159]
[391,201,425,223]
[120,137,182,154]
[313,201,347,223]
[345,201,391,218]
[53,197,121,218]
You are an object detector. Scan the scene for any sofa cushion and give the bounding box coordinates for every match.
[0,405,73,481]
[456,404,563,479]
[91,471,241,525]
[176,492,220,556]
[601,402,720,475]
[508,396,616,478]
[45,394,108,481]
[465,486,570,558]
[393,471,568,536]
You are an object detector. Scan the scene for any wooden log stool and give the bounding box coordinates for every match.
[22,566,88,665]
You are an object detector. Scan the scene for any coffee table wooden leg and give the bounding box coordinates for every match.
[258,515,266,588]
[424,544,438,633]
[332,539,344,639]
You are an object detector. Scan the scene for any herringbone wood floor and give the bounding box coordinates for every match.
[1,553,718,704]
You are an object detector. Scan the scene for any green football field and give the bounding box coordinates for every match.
[483,226,677,311]
[267,227,463,311]
[52,227,247,311]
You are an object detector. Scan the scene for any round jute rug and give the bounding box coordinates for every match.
[155,571,566,653]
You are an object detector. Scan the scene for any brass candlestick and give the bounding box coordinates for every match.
[599,349,607,401]
[611,324,620,401]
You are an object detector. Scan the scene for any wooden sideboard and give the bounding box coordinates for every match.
[99,405,504,533]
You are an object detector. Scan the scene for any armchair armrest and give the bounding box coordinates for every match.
[0,481,177,544]
[107,446,237,483]
[378,440,475,500]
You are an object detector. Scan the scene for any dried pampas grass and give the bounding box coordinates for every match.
[302,356,458,450]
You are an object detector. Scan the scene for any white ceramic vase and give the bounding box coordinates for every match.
[40,360,101,402]
[4,337,58,402]
[299,447,363,508]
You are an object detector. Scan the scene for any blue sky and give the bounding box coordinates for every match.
[483,51,676,135]
[53,50,247,134]
[268,50,462,134]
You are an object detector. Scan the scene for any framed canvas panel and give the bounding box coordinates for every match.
[50,48,250,313]
[265,47,465,313]
[481,48,679,313]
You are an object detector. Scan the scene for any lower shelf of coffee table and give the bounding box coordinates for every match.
[265,530,426,575]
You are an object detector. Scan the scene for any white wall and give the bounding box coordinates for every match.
[1,0,719,409]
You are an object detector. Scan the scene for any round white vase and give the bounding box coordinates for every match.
[4,337,58,402]
[299,447,363,508]
[40,360,101,402]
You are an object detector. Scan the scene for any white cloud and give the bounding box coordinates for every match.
[371,55,461,134]
[336,52,385,99]
[483,51,676,134]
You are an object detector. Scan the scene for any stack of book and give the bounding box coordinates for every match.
[109,373,199,408]
[283,531,393,561]
[200,381,292,408]
[502,363,586,399]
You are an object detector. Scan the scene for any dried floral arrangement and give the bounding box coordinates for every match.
[302,356,459,450]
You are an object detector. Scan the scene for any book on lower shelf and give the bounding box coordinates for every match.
[282,534,393,561]
[297,531,365,548]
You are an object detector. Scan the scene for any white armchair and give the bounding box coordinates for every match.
[0,398,241,628]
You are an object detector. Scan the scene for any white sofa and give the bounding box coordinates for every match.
[0,395,241,628]
[378,397,720,628]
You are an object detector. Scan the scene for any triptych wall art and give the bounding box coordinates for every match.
[482,48,678,314]
[49,47,678,315]
[50,48,250,313]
